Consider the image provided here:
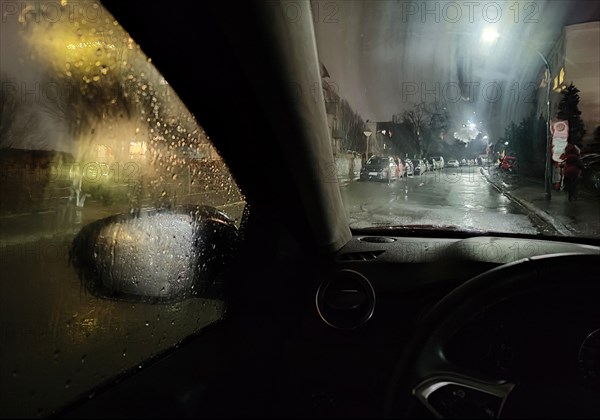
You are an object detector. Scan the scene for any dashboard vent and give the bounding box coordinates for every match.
[340,250,385,261]
[316,270,375,329]
[358,236,396,243]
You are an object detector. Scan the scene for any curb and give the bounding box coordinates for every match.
[480,168,573,236]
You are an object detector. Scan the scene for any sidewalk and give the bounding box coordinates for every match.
[481,167,600,238]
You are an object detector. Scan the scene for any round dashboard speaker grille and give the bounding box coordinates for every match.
[316,270,375,329]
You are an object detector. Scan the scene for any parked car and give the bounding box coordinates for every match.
[460,158,467,167]
[581,153,600,197]
[360,156,398,182]
[447,159,460,168]
[403,158,414,176]
[413,159,427,175]
[394,157,405,178]
[430,156,444,170]
[478,154,490,166]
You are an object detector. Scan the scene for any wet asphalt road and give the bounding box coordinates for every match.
[341,167,545,235]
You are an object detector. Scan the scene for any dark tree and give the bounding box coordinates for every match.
[556,83,586,148]
[497,114,547,179]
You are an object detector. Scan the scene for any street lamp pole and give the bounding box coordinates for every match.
[536,52,553,200]
[364,130,372,158]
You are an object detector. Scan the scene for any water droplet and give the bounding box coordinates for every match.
[11,369,18,378]
[81,354,86,364]
[171,320,175,326]
[145,321,150,327]
[65,380,71,389]
[122,349,127,357]
[53,350,60,360]
[156,313,161,321]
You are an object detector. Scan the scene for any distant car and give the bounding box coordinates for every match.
[394,157,404,178]
[460,159,467,167]
[360,156,398,182]
[431,156,444,170]
[413,159,427,175]
[447,159,459,168]
[477,155,490,166]
[403,159,414,177]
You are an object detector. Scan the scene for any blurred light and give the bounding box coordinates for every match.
[481,28,500,43]
[469,123,476,129]
[505,142,509,146]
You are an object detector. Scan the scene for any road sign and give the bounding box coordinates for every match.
[551,120,569,162]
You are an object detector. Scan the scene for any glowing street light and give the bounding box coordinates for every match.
[481,28,500,43]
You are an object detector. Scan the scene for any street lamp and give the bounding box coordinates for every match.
[363,130,372,157]
[481,29,553,199]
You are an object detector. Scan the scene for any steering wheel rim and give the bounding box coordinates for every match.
[384,253,600,419]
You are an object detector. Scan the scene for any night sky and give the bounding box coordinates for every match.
[313,0,599,140]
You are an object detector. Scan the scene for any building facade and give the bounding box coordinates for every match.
[537,21,600,146]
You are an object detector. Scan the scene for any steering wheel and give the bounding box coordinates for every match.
[385,253,600,418]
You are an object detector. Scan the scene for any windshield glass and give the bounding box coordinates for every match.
[313,0,600,238]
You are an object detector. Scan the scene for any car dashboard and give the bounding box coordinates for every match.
[60,233,600,418]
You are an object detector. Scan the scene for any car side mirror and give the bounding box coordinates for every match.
[69,205,239,303]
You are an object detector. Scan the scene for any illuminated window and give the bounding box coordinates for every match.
[129,140,147,156]
[559,67,565,84]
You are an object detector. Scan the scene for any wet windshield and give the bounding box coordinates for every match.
[313,0,600,238]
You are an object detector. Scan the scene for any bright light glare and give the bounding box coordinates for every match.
[481,28,500,43]
[469,123,476,129]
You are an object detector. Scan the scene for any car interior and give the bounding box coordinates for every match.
[1,1,599,419]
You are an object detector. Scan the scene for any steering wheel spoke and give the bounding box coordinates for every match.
[411,346,514,418]
[413,372,515,419]
[385,254,600,419]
